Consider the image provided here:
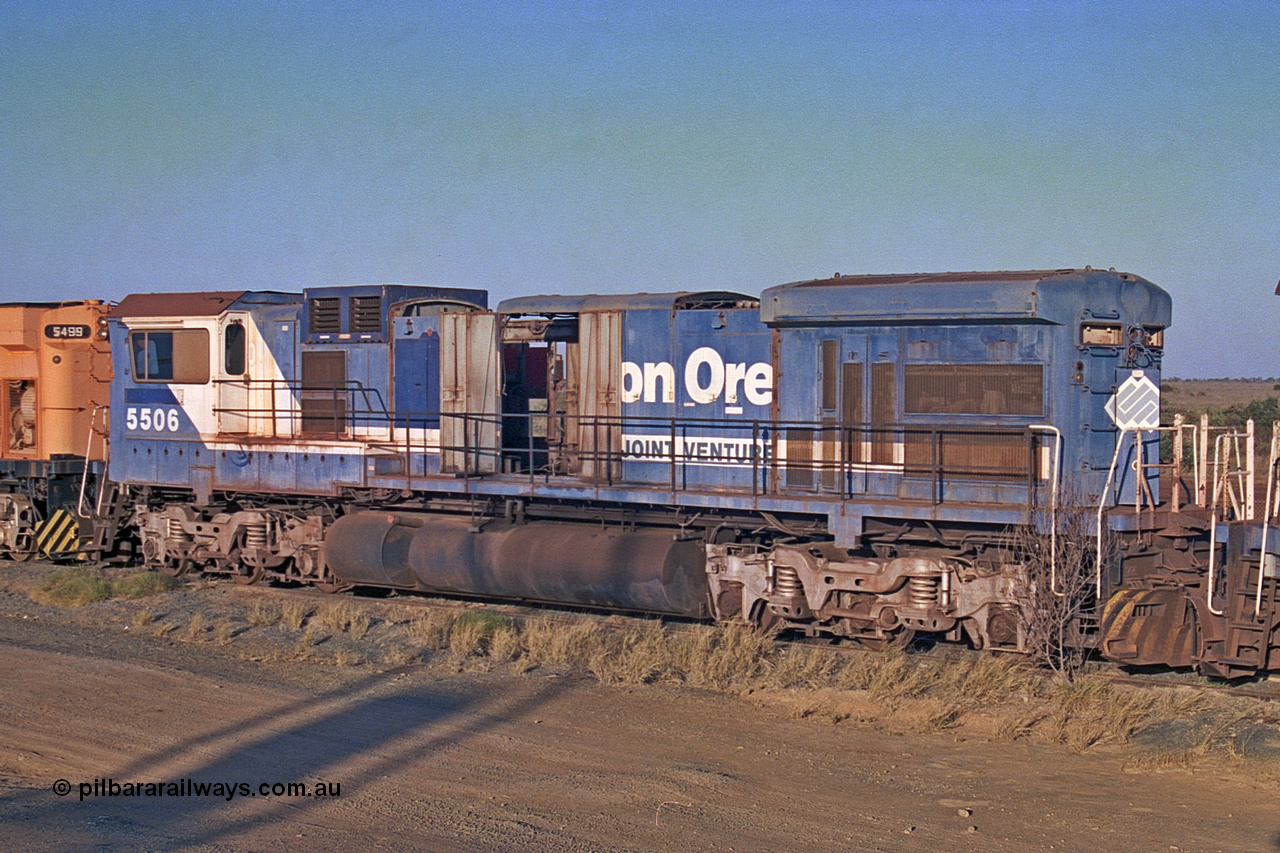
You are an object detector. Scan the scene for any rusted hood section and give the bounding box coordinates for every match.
[110,291,248,319]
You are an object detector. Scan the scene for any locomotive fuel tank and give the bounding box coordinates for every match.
[323,512,711,618]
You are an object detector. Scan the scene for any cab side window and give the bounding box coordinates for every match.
[129,330,211,384]
[224,324,246,375]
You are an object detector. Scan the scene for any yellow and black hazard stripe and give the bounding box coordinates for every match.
[35,509,83,556]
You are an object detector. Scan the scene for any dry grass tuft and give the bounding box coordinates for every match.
[382,646,419,667]
[333,648,363,666]
[110,571,183,600]
[488,624,522,662]
[247,600,279,627]
[521,618,597,667]
[292,627,320,658]
[99,585,1258,765]
[1038,678,1190,752]
[281,600,309,631]
[406,609,459,649]
[995,711,1045,742]
[316,600,353,632]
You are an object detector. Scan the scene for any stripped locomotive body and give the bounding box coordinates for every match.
[0,301,111,559]
[103,268,1280,675]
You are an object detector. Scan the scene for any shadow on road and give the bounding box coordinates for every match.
[3,668,568,850]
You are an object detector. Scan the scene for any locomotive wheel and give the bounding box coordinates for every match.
[9,530,38,562]
[855,627,917,652]
[159,558,191,578]
[233,562,265,586]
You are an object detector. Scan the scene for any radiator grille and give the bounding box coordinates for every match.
[308,298,341,334]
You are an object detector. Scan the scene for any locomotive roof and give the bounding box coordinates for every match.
[109,291,298,318]
[498,290,758,314]
[760,268,1171,326]
[0,300,103,309]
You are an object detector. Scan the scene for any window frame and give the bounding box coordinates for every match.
[129,328,211,384]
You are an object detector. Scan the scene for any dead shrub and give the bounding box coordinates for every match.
[1011,497,1112,681]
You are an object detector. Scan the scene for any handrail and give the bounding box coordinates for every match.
[1256,427,1280,619]
[201,391,1062,501]
[1206,432,1231,616]
[77,404,106,519]
[1096,428,1136,601]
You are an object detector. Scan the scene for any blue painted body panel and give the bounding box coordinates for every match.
[619,306,773,490]
[106,271,1172,545]
[392,314,441,428]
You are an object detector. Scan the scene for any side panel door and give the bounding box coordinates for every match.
[393,314,440,428]
[865,331,901,497]
[440,312,500,474]
[578,310,621,483]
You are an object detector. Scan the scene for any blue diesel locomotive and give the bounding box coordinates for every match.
[98,269,1279,675]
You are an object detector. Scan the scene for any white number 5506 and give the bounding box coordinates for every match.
[126,406,180,432]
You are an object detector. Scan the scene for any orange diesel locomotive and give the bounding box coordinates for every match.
[0,301,111,559]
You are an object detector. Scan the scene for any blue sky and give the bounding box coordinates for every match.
[2,1,1276,377]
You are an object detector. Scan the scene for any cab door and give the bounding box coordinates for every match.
[217,314,249,435]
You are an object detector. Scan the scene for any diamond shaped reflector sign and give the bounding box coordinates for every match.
[1105,370,1160,429]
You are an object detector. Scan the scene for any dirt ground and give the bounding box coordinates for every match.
[1,561,1278,853]
[1162,379,1278,412]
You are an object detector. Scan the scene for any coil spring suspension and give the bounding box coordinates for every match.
[244,522,269,550]
[774,565,804,599]
[167,518,192,543]
[908,575,940,607]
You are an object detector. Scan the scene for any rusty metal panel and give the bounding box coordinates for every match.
[578,310,621,482]
[111,291,248,318]
[498,291,758,315]
[760,269,1171,328]
[440,311,500,474]
[324,512,710,617]
[1099,587,1195,668]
